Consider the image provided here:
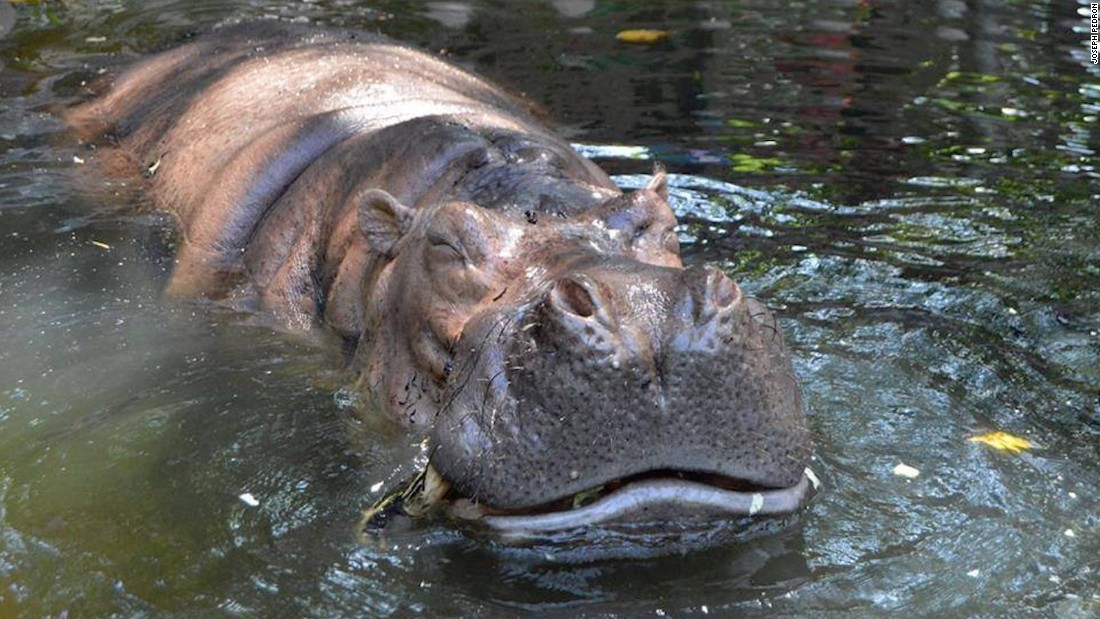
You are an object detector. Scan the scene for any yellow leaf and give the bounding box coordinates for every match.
[616,29,669,44]
[968,431,1032,453]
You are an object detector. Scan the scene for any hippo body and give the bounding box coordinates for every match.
[70,23,813,543]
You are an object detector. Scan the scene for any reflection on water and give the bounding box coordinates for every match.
[1,0,1098,617]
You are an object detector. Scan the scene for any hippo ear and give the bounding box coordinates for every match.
[644,162,669,202]
[592,162,674,232]
[358,189,414,257]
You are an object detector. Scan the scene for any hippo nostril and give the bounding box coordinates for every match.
[551,277,598,318]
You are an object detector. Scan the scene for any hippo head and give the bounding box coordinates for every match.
[356,172,814,544]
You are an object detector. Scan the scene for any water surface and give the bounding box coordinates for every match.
[1,1,1097,617]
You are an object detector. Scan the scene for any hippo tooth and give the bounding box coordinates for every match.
[748,493,764,516]
[805,467,821,490]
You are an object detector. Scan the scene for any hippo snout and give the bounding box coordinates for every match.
[546,266,744,360]
[430,260,813,534]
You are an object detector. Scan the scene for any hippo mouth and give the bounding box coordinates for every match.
[465,468,819,541]
[361,463,820,544]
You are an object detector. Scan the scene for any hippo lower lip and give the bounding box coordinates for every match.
[444,468,820,541]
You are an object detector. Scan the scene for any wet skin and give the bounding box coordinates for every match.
[69,22,814,541]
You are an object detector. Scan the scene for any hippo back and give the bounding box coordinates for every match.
[69,22,611,302]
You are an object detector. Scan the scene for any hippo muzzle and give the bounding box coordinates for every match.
[429,260,815,540]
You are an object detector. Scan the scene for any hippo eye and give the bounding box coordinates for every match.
[427,234,466,263]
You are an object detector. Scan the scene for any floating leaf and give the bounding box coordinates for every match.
[968,431,1032,453]
[729,152,784,172]
[616,29,669,44]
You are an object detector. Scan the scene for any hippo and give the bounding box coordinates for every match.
[68,22,814,547]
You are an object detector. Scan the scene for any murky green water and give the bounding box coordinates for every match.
[1,1,1097,617]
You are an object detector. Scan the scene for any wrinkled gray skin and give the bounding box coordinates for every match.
[70,23,812,537]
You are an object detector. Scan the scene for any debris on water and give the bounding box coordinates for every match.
[616,29,669,44]
[332,387,360,410]
[893,463,920,479]
[571,485,604,509]
[359,466,450,535]
[968,431,1032,453]
[238,492,260,507]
